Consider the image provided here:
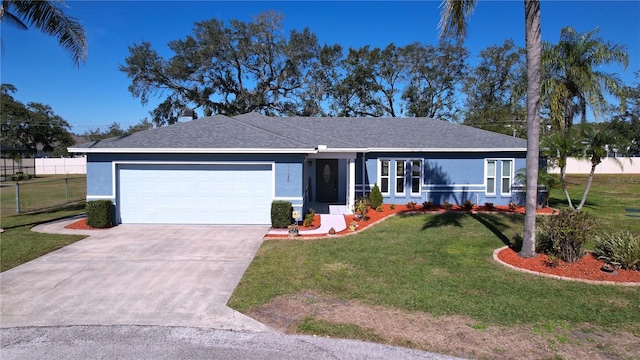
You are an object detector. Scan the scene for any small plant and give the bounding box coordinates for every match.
[349,221,358,231]
[544,254,560,268]
[354,197,371,220]
[376,205,383,212]
[302,209,315,227]
[594,231,640,270]
[390,204,395,210]
[484,202,494,210]
[536,210,596,262]
[406,201,417,210]
[462,200,474,210]
[508,201,517,211]
[422,201,433,210]
[369,183,383,209]
[288,223,299,238]
[442,201,453,210]
[328,227,336,235]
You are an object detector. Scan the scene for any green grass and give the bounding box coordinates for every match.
[1,175,86,214]
[548,174,640,234]
[1,202,87,272]
[229,174,640,335]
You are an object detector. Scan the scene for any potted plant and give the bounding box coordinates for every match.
[288,224,299,238]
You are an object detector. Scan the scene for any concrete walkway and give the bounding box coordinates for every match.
[267,214,347,236]
[0,218,271,332]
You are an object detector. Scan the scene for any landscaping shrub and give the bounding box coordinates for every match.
[462,200,474,210]
[442,201,453,210]
[302,209,316,227]
[271,201,292,228]
[406,201,417,210]
[536,210,596,262]
[594,231,640,270]
[354,197,371,220]
[86,200,114,228]
[422,201,433,209]
[369,183,383,209]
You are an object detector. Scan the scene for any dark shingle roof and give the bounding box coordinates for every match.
[70,113,526,152]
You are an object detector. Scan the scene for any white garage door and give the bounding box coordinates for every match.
[118,164,273,224]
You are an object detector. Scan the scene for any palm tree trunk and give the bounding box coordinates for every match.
[576,161,597,211]
[560,164,575,210]
[519,0,541,258]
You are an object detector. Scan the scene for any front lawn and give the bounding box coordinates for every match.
[0,202,87,272]
[229,174,640,358]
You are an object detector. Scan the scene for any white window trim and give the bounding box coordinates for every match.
[395,160,406,196]
[410,159,422,196]
[485,159,497,196]
[378,159,390,196]
[500,159,514,196]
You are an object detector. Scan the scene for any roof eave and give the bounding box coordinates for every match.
[367,147,527,152]
[67,147,318,154]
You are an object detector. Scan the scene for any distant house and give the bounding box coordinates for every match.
[69,113,527,225]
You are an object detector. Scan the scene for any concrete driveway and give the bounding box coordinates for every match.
[0,218,271,331]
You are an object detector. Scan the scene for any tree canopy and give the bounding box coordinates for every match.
[120,11,469,126]
[1,84,74,156]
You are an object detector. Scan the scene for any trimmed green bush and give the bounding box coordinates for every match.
[303,209,315,227]
[86,200,114,228]
[536,210,596,262]
[369,183,383,209]
[594,231,640,270]
[271,201,292,228]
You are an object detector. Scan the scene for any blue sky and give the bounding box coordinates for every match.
[2,1,639,134]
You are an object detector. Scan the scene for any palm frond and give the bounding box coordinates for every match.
[8,0,87,66]
[438,0,477,38]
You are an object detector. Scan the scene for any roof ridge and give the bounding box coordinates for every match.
[236,113,360,148]
[223,114,314,148]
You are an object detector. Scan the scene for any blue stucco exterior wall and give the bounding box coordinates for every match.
[86,150,526,220]
[356,152,527,206]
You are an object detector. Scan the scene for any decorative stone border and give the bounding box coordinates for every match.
[493,246,640,287]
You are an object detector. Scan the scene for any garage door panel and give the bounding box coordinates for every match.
[118,164,273,224]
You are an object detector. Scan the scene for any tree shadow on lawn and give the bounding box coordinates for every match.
[413,212,465,229]
[408,211,527,251]
[469,213,519,249]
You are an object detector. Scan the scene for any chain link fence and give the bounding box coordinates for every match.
[1,176,86,214]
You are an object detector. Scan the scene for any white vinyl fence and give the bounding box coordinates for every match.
[548,157,639,175]
[35,156,86,175]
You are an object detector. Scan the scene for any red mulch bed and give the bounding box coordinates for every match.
[497,247,640,284]
[65,218,113,230]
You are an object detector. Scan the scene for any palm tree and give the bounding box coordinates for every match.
[0,0,87,66]
[541,128,583,209]
[440,0,541,258]
[543,27,629,135]
[542,27,628,211]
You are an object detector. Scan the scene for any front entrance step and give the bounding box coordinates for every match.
[329,205,350,215]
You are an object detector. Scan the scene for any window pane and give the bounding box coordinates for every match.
[412,178,420,193]
[381,160,389,176]
[381,178,389,193]
[502,178,511,194]
[396,161,405,176]
[487,161,496,176]
[411,160,421,176]
[487,178,495,193]
[502,160,511,177]
[396,178,404,193]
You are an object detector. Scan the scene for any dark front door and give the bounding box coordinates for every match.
[316,159,338,202]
